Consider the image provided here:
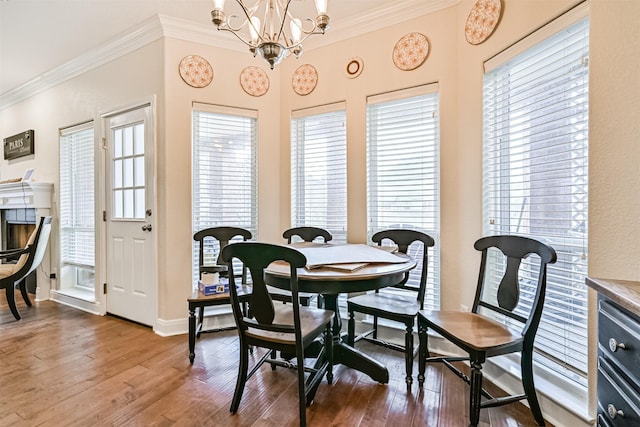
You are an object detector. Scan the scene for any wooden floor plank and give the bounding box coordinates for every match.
[0,300,553,426]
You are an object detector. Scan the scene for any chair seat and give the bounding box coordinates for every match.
[246,305,334,345]
[420,310,522,352]
[348,292,420,319]
[0,264,16,279]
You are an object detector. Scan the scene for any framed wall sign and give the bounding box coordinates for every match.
[4,130,35,160]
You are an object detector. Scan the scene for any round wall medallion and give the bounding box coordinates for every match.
[292,64,318,96]
[465,0,503,45]
[346,57,364,79]
[240,66,270,97]
[178,55,213,88]
[392,32,430,71]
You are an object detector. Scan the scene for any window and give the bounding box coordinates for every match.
[291,103,347,243]
[111,122,145,220]
[366,85,441,310]
[59,122,95,293]
[483,15,589,385]
[192,104,257,285]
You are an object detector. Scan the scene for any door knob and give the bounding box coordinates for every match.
[142,224,152,232]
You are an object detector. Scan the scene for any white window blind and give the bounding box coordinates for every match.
[59,123,95,290]
[192,104,257,285]
[483,16,589,384]
[366,85,441,310]
[291,103,347,243]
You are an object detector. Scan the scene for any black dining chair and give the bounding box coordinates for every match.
[188,227,252,363]
[283,226,333,244]
[278,226,333,307]
[417,235,557,427]
[0,216,52,320]
[222,242,333,427]
[346,228,434,389]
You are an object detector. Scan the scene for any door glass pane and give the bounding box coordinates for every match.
[135,157,145,186]
[135,189,145,218]
[123,126,134,156]
[124,189,134,218]
[123,158,134,187]
[114,129,122,157]
[114,159,123,188]
[114,190,123,218]
[134,124,145,155]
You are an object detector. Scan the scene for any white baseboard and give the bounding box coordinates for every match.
[50,290,102,315]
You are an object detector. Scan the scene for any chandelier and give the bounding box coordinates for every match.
[211,0,329,69]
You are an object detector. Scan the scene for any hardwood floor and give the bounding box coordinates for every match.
[0,299,553,426]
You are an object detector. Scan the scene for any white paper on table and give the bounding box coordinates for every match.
[292,243,406,270]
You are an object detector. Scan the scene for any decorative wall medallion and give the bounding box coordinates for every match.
[178,55,213,88]
[345,57,364,79]
[392,32,430,71]
[465,0,503,45]
[240,66,270,97]
[292,64,318,96]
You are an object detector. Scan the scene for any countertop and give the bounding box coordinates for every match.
[586,276,640,316]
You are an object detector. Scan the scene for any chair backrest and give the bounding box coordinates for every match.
[472,235,557,340]
[194,227,252,278]
[372,229,435,307]
[283,226,332,244]
[221,242,307,341]
[13,216,52,278]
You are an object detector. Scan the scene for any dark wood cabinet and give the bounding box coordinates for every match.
[587,278,640,426]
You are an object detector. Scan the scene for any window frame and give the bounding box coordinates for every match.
[482,10,590,387]
[58,121,96,295]
[366,84,441,312]
[290,102,348,243]
[192,103,258,288]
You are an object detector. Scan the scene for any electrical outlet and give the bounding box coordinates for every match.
[460,304,469,312]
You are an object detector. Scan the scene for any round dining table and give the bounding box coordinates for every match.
[265,245,416,384]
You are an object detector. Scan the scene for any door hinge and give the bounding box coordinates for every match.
[103,283,107,294]
[103,210,106,222]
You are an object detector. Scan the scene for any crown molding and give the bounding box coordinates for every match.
[305,0,460,49]
[0,14,166,110]
[0,0,460,110]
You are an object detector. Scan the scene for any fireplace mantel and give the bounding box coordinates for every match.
[0,182,53,209]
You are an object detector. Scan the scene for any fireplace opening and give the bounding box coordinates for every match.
[2,209,37,293]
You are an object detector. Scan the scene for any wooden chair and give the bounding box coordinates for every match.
[0,216,52,320]
[188,227,251,363]
[221,242,333,427]
[346,229,434,389]
[417,235,557,427]
[278,226,333,307]
[283,226,333,244]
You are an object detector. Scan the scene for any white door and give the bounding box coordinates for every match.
[103,104,156,326]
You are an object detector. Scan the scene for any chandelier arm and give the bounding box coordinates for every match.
[230,1,266,44]
[288,16,318,36]
[218,26,259,50]
[275,0,294,45]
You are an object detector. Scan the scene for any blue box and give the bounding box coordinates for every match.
[198,279,230,296]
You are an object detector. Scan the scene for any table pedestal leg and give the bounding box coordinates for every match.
[322,294,389,384]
